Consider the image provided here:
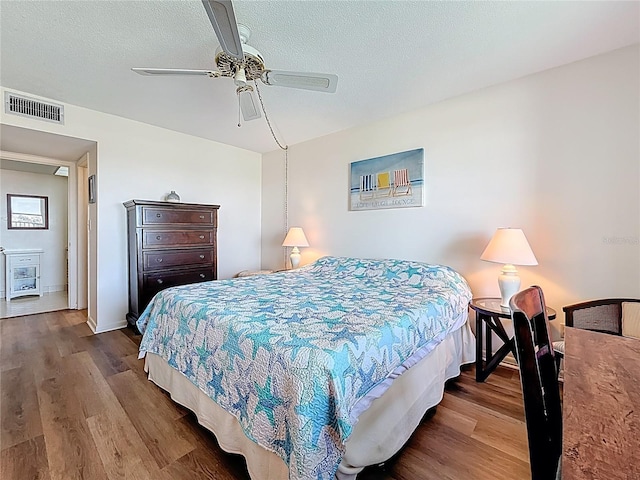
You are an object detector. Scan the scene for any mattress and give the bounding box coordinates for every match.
[144,318,475,479]
[137,256,473,479]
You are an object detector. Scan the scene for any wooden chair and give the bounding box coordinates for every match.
[510,286,562,480]
[553,298,640,370]
[564,298,640,335]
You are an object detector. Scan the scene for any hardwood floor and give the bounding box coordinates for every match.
[1,310,531,480]
[0,291,68,319]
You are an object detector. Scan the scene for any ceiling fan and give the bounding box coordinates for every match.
[132,0,338,122]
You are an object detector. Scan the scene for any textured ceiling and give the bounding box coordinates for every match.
[1,1,638,154]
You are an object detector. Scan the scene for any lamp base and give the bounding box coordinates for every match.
[498,264,521,308]
[289,247,301,269]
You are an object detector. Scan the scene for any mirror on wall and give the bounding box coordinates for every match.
[7,194,49,230]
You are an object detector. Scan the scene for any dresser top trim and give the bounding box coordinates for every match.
[3,248,44,255]
[123,199,220,209]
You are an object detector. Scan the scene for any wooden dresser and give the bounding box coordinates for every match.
[123,199,219,328]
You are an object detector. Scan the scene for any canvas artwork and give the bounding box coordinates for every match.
[349,148,424,211]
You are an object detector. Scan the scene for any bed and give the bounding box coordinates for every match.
[137,256,475,480]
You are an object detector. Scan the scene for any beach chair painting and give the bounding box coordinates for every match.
[393,168,412,196]
[376,172,393,197]
[359,171,393,200]
[350,148,424,211]
[359,173,376,200]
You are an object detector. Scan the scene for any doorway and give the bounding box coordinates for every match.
[0,159,71,317]
[0,125,96,319]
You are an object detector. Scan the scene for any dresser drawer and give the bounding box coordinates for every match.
[142,207,215,226]
[143,268,214,298]
[143,249,214,271]
[9,254,40,266]
[142,230,214,248]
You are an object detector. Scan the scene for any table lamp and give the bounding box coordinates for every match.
[282,227,309,269]
[480,228,538,308]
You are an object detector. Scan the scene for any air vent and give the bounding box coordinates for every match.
[4,92,64,124]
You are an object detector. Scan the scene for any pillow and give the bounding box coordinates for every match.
[622,302,640,339]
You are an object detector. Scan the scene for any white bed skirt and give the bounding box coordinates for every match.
[144,320,475,479]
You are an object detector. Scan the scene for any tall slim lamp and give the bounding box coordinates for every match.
[282,227,309,269]
[480,228,538,308]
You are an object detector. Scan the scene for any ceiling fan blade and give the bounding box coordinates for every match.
[201,0,244,62]
[261,70,338,93]
[239,89,261,121]
[132,68,219,77]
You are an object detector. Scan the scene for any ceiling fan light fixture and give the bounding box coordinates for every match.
[234,67,247,87]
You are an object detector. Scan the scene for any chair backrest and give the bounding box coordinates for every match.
[394,168,410,187]
[360,173,376,193]
[510,286,562,480]
[563,298,640,335]
[377,172,391,189]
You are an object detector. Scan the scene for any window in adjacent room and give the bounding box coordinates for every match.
[7,194,49,229]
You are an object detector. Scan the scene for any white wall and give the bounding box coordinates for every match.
[0,169,68,295]
[1,89,262,333]
[261,45,640,332]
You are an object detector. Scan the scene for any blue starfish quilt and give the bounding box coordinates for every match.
[137,256,472,480]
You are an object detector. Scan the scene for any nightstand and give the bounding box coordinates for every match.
[3,249,44,301]
[470,297,556,382]
[234,270,275,278]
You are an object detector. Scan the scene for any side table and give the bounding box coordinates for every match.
[470,297,556,382]
[235,270,275,278]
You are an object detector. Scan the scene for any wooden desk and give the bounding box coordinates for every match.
[563,327,640,479]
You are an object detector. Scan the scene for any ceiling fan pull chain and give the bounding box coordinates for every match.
[284,146,289,269]
[237,93,242,127]
[254,80,289,268]
[254,81,288,151]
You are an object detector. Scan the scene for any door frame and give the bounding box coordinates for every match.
[0,149,84,309]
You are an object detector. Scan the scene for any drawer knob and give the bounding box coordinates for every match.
[156,213,162,218]
[199,215,205,219]
[156,235,162,240]
[156,258,163,263]
[157,279,164,284]
[200,273,205,278]
[199,254,205,259]
[199,235,205,239]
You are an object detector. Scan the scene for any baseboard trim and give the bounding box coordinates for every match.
[87,314,98,333]
[43,284,67,294]
[94,320,128,334]
[86,315,127,334]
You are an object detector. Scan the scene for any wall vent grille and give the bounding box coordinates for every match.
[4,92,64,124]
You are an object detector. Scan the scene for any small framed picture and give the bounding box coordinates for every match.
[88,175,96,204]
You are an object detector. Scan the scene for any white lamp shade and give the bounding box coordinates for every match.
[480,228,538,266]
[282,227,309,247]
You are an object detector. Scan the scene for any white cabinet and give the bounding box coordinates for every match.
[3,249,43,301]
